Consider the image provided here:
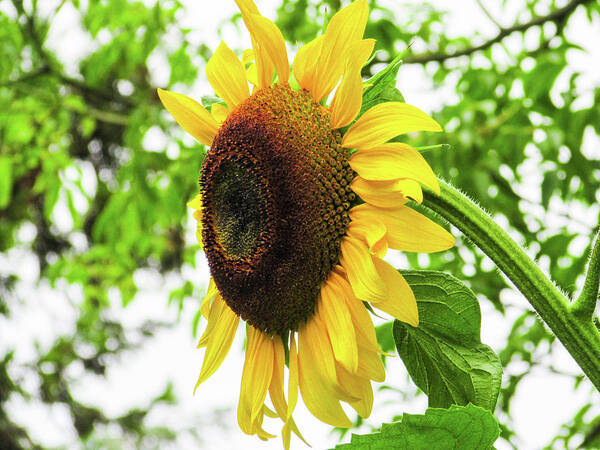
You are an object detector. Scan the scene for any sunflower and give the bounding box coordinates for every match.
[158,0,454,447]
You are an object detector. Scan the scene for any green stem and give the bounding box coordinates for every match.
[422,180,600,391]
[571,231,600,319]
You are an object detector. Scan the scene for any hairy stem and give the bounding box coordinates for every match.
[422,180,600,391]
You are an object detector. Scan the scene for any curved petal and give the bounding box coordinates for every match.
[246,63,258,86]
[350,203,455,252]
[235,0,259,14]
[200,278,217,320]
[330,39,375,129]
[197,292,225,348]
[349,143,440,193]
[318,279,358,373]
[330,271,379,352]
[336,363,373,418]
[238,326,274,434]
[193,209,204,248]
[346,215,388,258]
[194,299,239,390]
[235,0,289,87]
[331,271,385,382]
[340,236,387,302]
[210,103,229,124]
[242,48,255,65]
[371,256,418,326]
[351,177,422,207]
[157,89,219,146]
[311,0,369,102]
[268,335,287,419]
[356,341,386,382]
[287,333,299,421]
[342,102,442,150]
[187,193,203,210]
[244,12,289,85]
[206,41,250,108]
[292,35,324,92]
[297,319,353,428]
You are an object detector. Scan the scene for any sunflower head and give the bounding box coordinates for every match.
[158,0,454,447]
[201,84,354,334]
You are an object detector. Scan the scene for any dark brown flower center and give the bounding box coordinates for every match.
[200,84,355,334]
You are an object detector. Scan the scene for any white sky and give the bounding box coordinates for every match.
[1,0,600,449]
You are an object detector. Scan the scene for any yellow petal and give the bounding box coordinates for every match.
[246,63,258,86]
[210,103,229,124]
[371,256,419,326]
[336,363,373,418]
[342,102,442,150]
[200,278,217,320]
[356,340,386,382]
[318,279,358,373]
[187,193,203,210]
[282,417,309,450]
[292,35,324,92]
[194,300,239,389]
[350,203,455,252]
[330,39,375,129]
[297,319,353,428]
[238,327,274,433]
[332,275,385,382]
[253,13,289,84]
[242,48,255,65]
[340,236,387,302]
[268,335,287,419]
[235,0,259,14]
[300,316,355,402]
[197,292,225,347]
[157,88,219,146]
[263,405,278,418]
[346,210,388,257]
[194,212,204,249]
[349,143,440,193]
[255,421,276,440]
[206,41,250,109]
[330,271,379,352]
[288,333,299,421]
[235,0,289,88]
[311,0,369,102]
[245,407,276,440]
[192,209,203,223]
[351,177,422,207]
[281,334,307,450]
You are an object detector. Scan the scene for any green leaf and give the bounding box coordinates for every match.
[334,404,500,450]
[393,270,502,411]
[0,156,13,209]
[359,55,405,116]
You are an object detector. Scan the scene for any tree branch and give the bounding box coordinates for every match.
[11,0,133,106]
[404,0,591,65]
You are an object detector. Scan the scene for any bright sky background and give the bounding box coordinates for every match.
[1,0,599,449]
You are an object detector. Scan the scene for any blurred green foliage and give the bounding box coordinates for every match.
[1,0,599,448]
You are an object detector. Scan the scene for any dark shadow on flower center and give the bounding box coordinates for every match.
[212,161,266,259]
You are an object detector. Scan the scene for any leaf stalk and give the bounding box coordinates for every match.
[571,231,600,320]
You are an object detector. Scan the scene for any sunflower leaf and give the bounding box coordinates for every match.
[393,270,502,411]
[359,54,405,117]
[333,404,500,449]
